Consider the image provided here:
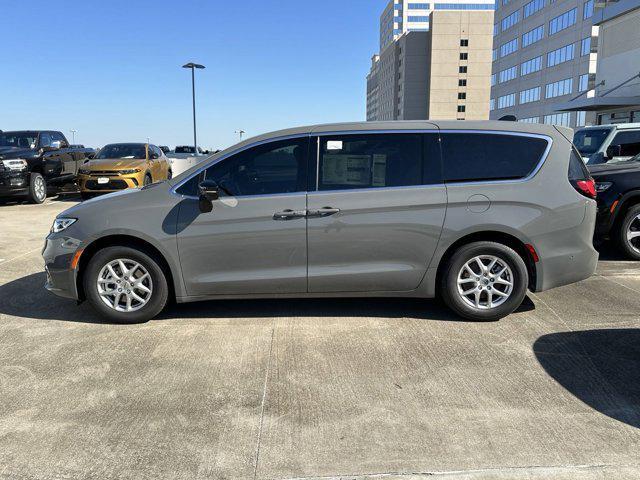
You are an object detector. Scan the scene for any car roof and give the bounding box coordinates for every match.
[577,122,640,131]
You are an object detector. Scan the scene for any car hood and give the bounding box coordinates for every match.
[588,162,640,177]
[82,158,147,170]
[0,146,34,159]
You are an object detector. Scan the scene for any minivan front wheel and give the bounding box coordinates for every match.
[83,246,169,323]
[441,241,528,321]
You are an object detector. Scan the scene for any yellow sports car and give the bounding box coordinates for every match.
[78,143,172,200]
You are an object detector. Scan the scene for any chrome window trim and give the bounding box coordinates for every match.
[437,129,553,186]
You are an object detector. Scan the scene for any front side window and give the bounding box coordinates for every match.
[441,133,548,182]
[178,138,309,197]
[51,131,66,145]
[39,133,52,148]
[318,134,426,191]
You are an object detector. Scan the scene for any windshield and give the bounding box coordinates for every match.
[95,144,147,160]
[0,132,38,149]
[573,128,611,156]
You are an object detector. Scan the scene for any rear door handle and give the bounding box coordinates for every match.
[307,207,341,218]
[273,209,307,221]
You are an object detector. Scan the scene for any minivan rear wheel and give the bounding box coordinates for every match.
[83,246,169,323]
[618,204,640,260]
[440,241,528,321]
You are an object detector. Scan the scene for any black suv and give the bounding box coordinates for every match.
[588,155,640,259]
[0,130,94,204]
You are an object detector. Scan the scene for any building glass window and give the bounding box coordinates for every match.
[459,66,468,73]
[490,98,495,111]
[576,111,587,127]
[491,74,496,86]
[459,79,468,86]
[545,78,573,98]
[408,3,430,8]
[499,65,518,83]
[578,74,589,92]
[519,86,541,104]
[544,112,571,126]
[521,56,543,75]
[461,39,469,46]
[408,16,430,21]
[519,116,541,123]
[522,25,544,48]
[457,105,466,112]
[547,43,575,67]
[501,10,520,32]
[523,0,544,19]
[458,92,467,100]
[549,8,577,35]
[460,52,468,60]
[581,37,591,56]
[583,0,594,19]
[435,3,495,9]
[497,93,516,109]
[500,38,519,57]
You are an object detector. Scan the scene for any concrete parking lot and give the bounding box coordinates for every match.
[0,196,639,480]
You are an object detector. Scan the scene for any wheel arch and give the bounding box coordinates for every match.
[76,234,177,302]
[434,230,537,294]
[612,190,640,231]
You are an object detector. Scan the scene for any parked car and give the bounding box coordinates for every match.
[77,143,172,200]
[589,154,640,259]
[43,121,598,323]
[159,146,171,155]
[0,130,93,203]
[174,145,206,155]
[574,123,640,164]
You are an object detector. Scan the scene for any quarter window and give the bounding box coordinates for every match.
[441,133,548,182]
[318,134,427,191]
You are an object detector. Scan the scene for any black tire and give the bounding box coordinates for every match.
[143,174,152,186]
[83,246,169,323]
[28,172,47,204]
[440,241,528,321]
[167,169,173,180]
[617,204,640,260]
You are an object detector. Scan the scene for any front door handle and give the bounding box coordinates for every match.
[273,209,307,221]
[307,207,341,218]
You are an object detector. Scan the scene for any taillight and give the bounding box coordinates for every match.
[574,178,596,199]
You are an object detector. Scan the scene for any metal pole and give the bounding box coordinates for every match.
[191,67,197,154]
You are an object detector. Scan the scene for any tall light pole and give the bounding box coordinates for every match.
[70,129,77,144]
[235,130,246,141]
[182,62,205,155]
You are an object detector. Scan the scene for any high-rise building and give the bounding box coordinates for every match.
[367,0,495,121]
[489,0,608,127]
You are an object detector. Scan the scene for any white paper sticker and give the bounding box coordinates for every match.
[327,140,343,151]
[97,177,110,184]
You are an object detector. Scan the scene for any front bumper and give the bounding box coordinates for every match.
[78,173,142,193]
[42,234,83,300]
[0,170,30,197]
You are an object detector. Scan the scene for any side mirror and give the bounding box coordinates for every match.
[198,180,219,213]
[606,144,622,159]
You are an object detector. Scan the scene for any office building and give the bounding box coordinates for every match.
[367,0,495,121]
[556,0,640,124]
[489,0,605,127]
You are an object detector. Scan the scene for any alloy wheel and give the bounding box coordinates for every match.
[457,255,514,310]
[96,259,153,312]
[628,213,640,254]
[34,176,46,201]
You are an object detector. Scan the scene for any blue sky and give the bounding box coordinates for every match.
[1,0,380,149]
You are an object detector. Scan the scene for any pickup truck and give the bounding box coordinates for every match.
[0,130,94,203]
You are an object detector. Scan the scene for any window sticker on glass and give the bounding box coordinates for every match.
[323,154,373,186]
[372,154,387,186]
[327,140,343,151]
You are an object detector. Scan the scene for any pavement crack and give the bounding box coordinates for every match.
[253,322,276,480]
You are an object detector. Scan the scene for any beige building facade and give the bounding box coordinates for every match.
[367,7,495,121]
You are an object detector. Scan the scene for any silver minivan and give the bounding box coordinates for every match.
[43,121,599,322]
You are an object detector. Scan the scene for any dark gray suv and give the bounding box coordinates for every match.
[43,121,598,322]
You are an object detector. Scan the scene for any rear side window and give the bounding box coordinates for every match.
[610,130,640,156]
[440,132,549,183]
[318,134,433,191]
[568,147,590,181]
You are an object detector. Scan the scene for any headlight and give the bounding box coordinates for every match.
[118,169,141,175]
[51,218,77,233]
[595,182,613,193]
[2,159,28,171]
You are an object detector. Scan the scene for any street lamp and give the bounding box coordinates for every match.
[182,62,206,155]
[70,129,77,144]
[235,130,246,141]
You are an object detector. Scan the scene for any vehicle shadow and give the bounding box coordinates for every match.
[534,329,640,428]
[595,241,631,261]
[0,272,535,324]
